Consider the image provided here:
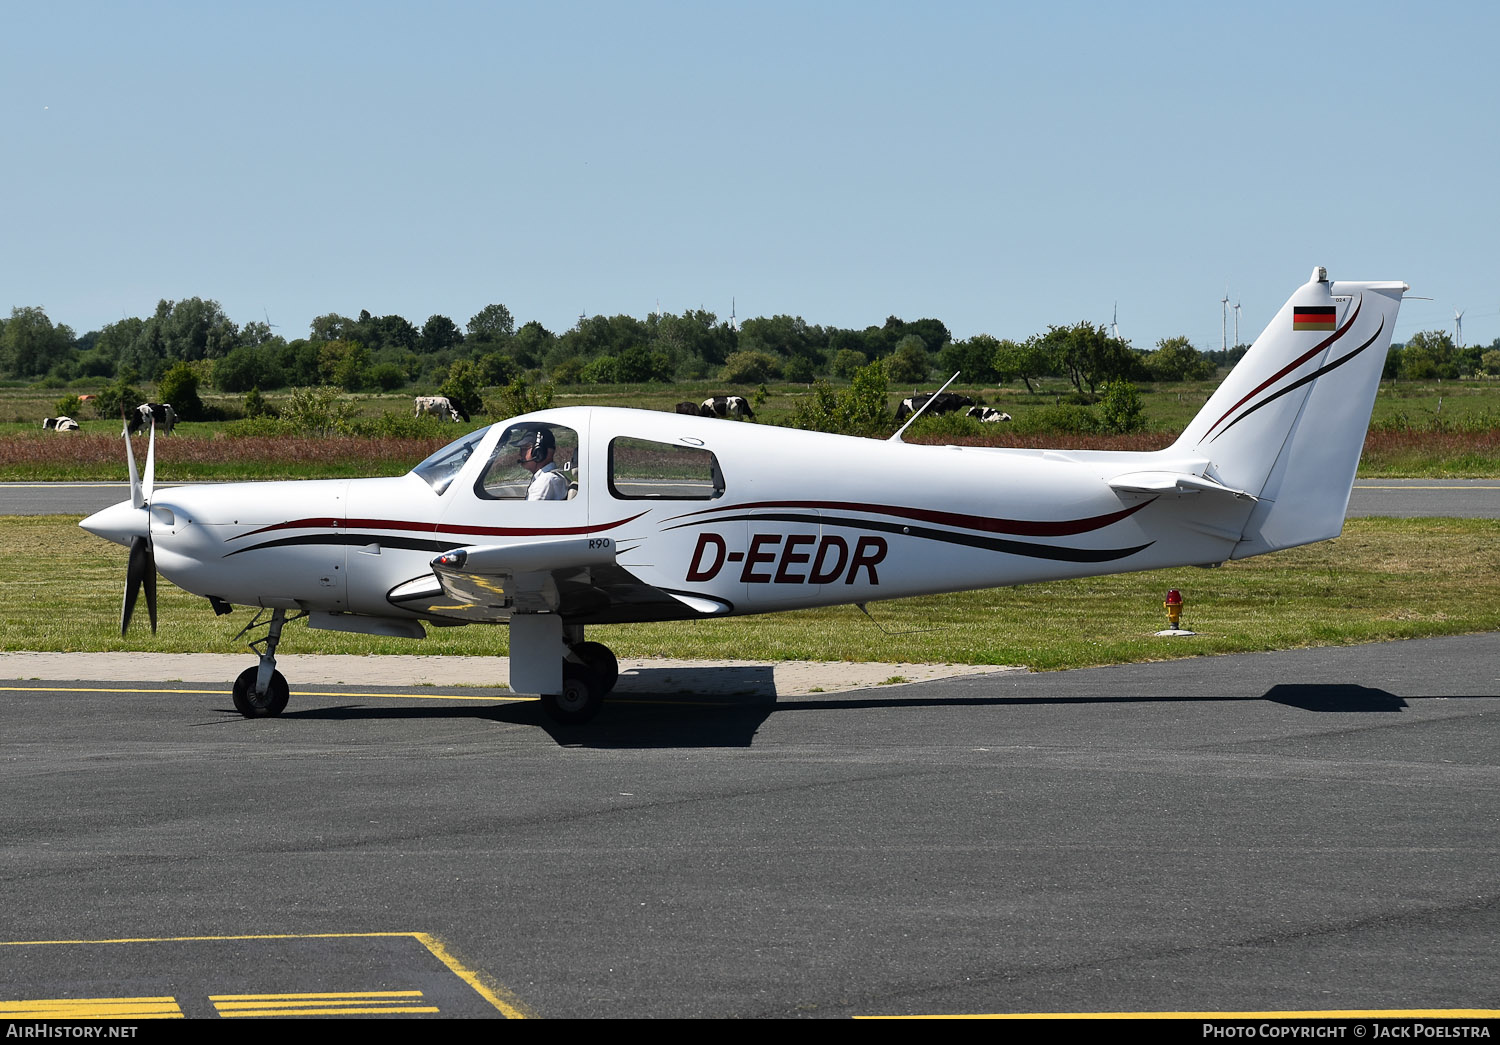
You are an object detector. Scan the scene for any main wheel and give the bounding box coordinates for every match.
[232,666,289,718]
[540,662,603,726]
[570,641,619,694]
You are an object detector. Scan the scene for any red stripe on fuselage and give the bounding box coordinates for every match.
[231,511,649,542]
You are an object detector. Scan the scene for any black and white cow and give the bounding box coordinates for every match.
[674,401,702,416]
[700,395,755,420]
[414,395,470,423]
[126,403,176,435]
[966,406,1012,423]
[894,392,976,422]
[42,416,79,432]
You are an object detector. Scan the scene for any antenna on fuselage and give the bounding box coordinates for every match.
[888,371,963,443]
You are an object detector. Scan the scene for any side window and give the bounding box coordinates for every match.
[609,437,724,500]
[476,424,580,500]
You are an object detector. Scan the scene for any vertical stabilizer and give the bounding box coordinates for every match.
[1173,267,1405,557]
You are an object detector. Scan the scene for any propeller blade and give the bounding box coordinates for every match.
[125,425,143,510]
[143,420,156,503]
[123,535,157,635]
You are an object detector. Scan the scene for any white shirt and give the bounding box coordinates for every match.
[528,463,569,501]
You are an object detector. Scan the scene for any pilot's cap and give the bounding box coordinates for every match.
[520,427,555,457]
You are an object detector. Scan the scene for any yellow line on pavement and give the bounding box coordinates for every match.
[0,996,183,1018]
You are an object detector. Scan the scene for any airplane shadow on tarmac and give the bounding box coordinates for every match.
[235,670,1421,749]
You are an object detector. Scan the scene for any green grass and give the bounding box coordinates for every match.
[6,515,1498,671]
[6,376,1500,479]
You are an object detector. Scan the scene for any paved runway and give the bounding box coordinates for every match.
[2,636,1495,1018]
[7,478,1500,518]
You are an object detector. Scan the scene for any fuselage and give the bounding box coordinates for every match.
[82,406,1253,627]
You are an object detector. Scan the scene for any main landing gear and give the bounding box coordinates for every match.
[231,607,301,718]
[542,634,620,726]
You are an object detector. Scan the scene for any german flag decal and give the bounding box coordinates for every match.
[1293,306,1337,331]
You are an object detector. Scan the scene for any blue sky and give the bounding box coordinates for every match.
[4,1,1496,353]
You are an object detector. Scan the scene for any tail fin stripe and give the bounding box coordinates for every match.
[1209,314,1385,443]
[1202,296,1364,440]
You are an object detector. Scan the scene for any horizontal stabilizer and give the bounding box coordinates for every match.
[1108,471,1255,500]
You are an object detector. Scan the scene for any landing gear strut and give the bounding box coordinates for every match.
[231,607,300,718]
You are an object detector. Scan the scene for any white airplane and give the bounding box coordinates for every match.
[81,267,1405,724]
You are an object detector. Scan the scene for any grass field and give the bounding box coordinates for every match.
[4,376,1500,480]
[6,515,1497,672]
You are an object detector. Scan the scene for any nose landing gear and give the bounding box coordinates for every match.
[230,607,301,718]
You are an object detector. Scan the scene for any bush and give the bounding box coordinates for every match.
[279,386,356,436]
[486,375,555,419]
[438,359,484,417]
[367,362,408,392]
[786,360,892,437]
[783,356,816,384]
[243,387,273,418]
[1097,380,1145,434]
[157,362,205,421]
[54,394,83,417]
[720,350,780,385]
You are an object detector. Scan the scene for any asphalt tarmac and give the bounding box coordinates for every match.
[2,635,1496,1018]
[6,478,1500,518]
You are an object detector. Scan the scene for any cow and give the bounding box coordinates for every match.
[126,403,176,435]
[674,401,702,416]
[415,395,470,423]
[42,416,79,432]
[966,406,1012,423]
[700,395,755,420]
[894,392,976,422]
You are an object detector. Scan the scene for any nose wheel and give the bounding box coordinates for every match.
[230,607,298,718]
[233,666,289,717]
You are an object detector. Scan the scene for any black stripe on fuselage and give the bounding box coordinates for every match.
[223,533,452,557]
[680,511,1153,563]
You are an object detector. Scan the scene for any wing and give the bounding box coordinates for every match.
[385,536,731,625]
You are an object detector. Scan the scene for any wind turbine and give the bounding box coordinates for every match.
[1454,308,1465,348]
[1221,288,1230,353]
[1110,301,1121,341]
[1233,300,1241,350]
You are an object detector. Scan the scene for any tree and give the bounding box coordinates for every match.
[939,334,1001,384]
[509,321,554,369]
[0,306,74,378]
[1145,336,1216,382]
[467,303,515,343]
[829,348,867,379]
[720,350,780,384]
[1399,330,1458,381]
[993,337,1050,394]
[318,340,372,391]
[1037,321,1139,395]
[885,335,930,384]
[420,314,465,354]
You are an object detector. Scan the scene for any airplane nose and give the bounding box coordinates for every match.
[80,500,151,547]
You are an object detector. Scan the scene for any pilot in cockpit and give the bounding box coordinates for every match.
[518,427,569,501]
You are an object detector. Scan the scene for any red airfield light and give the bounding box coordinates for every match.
[1164,589,1183,630]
